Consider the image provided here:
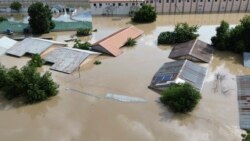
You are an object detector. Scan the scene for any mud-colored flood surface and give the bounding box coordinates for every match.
[0,13,250,141]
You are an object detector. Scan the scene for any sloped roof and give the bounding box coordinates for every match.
[92,26,143,56]
[169,39,213,63]
[243,52,250,68]
[44,48,91,74]
[0,36,17,55]
[149,60,207,91]
[6,38,67,57]
[237,75,250,129]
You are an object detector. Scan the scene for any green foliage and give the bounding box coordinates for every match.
[158,23,199,44]
[160,83,201,113]
[0,16,7,22]
[94,60,102,65]
[212,16,250,53]
[27,54,44,68]
[124,38,136,47]
[132,4,157,23]
[76,28,91,36]
[73,39,91,50]
[28,2,55,34]
[0,59,59,104]
[242,130,250,141]
[93,29,97,32]
[10,1,22,12]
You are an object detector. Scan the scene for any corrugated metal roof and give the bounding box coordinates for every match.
[44,48,90,74]
[237,75,250,129]
[243,52,250,68]
[6,38,66,57]
[169,39,213,63]
[0,36,17,55]
[92,26,143,57]
[149,60,207,91]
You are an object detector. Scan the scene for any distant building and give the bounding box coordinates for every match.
[89,0,144,15]
[90,0,250,15]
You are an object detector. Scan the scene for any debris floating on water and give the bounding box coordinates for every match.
[105,93,147,103]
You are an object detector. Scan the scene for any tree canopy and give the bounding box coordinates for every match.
[211,16,250,53]
[158,23,199,44]
[10,1,22,12]
[28,2,55,34]
[0,54,58,104]
[132,4,157,23]
[160,83,201,113]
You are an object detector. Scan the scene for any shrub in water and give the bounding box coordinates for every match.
[73,39,91,50]
[76,28,91,36]
[124,38,136,47]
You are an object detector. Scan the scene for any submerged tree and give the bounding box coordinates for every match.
[10,1,22,12]
[73,39,91,50]
[211,21,230,51]
[124,38,136,47]
[160,83,201,113]
[132,4,157,23]
[158,23,199,44]
[28,2,55,34]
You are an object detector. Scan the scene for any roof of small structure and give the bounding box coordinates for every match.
[44,48,92,74]
[168,39,213,63]
[92,26,143,56]
[237,75,250,129]
[149,60,207,91]
[0,36,17,55]
[89,0,144,2]
[243,52,250,68]
[6,38,67,57]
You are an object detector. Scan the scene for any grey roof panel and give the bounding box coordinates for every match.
[244,52,250,68]
[44,48,90,74]
[237,75,250,129]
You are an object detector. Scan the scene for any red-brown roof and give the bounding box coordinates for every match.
[89,0,144,2]
[92,26,144,56]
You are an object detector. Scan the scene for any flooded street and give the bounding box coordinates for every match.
[0,13,249,141]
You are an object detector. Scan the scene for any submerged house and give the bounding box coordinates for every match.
[91,26,144,56]
[168,39,213,63]
[149,60,207,91]
[243,52,250,68]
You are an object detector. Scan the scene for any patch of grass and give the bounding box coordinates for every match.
[94,60,101,65]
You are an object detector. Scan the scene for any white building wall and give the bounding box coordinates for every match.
[163,0,171,13]
[204,0,212,12]
[196,0,205,13]
[225,0,233,12]
[155,0,163,13]
[211,0,220,12]
[190,0,198,13]
[246,0,250,11]
[218,0,227,12]
[239,0,248,12]
[183,0,191,12]
[231,0,241,12]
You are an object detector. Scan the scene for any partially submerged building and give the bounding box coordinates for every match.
[169,39,213,63]
[44,48,100,74]
[149,60,207,91]
[92,26,143,56]
[89,0,144,15]
[0,36,17,55]
[237,75,250,129]
[243,52,250,68]
[6,38,67,57]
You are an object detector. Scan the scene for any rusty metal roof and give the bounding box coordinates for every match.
[149,60,207,91]
[169,39,213,63]
[92,26,143,57]
[237,75,250,129]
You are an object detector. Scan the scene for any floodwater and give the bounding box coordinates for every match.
[0,13,249,141]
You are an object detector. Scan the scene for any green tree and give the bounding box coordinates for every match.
[211,21,230,51]
[0,16,7,22]
[73,39,91,50]
[28,2,55,34]
[27,54,44,68]
[158,23,199,44]
[10,1,22,12]
[160,83,201,113]
[132,4,157,23]
[124,38,136,47]
[76,28,91,36]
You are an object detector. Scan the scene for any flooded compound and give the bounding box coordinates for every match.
[0,13,249,141]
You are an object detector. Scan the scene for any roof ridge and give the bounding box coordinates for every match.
[188,39,198,56]
[177,60,187,78]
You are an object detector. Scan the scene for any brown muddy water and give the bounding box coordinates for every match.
[0,13,249,141]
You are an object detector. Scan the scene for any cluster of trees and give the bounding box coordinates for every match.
[0,54,59,104]
[124,38,136,47]
[76,28,92,36]
[242,130,250,141]
[158,23,199,44]
[73,39,91,50]
[132,5,157,23]
[28,2,55,34]
[211,16,250,53]
[10,1,22,12]
[160,83,201,113]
